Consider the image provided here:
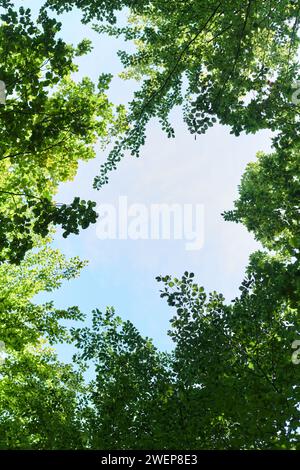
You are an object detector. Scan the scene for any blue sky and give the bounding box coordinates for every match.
[15,1,273,355]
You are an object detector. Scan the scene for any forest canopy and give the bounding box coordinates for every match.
[0,0,299,450]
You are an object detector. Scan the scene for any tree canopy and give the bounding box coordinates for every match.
[0,1,126,263]
[45,0,300,186]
